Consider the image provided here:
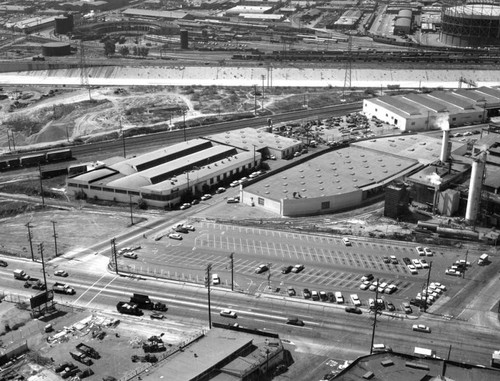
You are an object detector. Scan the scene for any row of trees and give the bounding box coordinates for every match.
[104,41,149,57]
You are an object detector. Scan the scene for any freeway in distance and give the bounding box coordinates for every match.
[1,255,498,367]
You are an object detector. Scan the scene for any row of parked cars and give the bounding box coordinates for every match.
[445,259,470,276]
[359,274,398,294]
[168,223,195,240]
[411,282,447,308]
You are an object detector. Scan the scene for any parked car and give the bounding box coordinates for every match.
[411,259,423,269]
[230,181,240,187]
[286,317,304,326]
[326,292,335,302]
[291,264,305,273]
[311,291,319,301]
[402,302,412,314]
[361,273,374,282]
[216,187,226,194]
[382,256,390,264]
[407,265,418,274]
[191,199,200,205]
[412,324,431,333]
[0,260,8,267]
[386,301,395,311]
[416,246,426,256]
[287,287,296,297]
[403,257,412,265]
[227,197,239,204]
[302,288,311,299]
[150,313,165,320]
[201,194,212,201]
[319,291,328,301]
[220,309,237,318]
[350,294,361,306]
[123,252,138,259]
[390,256,398,264]
[420,259,429,268]
[359,281,370,290]
[179,203,191,210]
[281,265,293,274]
[255,264,268,274]
[54,270,68,277]
[212,274,220,285]
[168,233,183,240]
[424,247,433,256]
[175,226,189,234]
[342,237,351,246]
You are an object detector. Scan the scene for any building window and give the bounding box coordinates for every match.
[321,201,330,209]
[90,186,102,191]
[229,170,233,176]
[216,175,220,181]
[210,178,214,184]
[128,191,140,196]
[67,183,78,188]
[102,187,113,192]
[115,189,127,194]
[258,197,264,205]
[452,117,456,121]
[78,184,89,189]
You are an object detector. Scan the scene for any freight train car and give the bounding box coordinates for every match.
[46,148,72,162]
[19,153,46,167]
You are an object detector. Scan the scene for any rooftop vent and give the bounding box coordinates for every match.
[302,189,307,192]
[283,190,288,193]
[265,191,270,194]
[265,184,269,187]
[283,183,288,186]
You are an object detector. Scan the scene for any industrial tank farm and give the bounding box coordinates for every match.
[441,2,500,47]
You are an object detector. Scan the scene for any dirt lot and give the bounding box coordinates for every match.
[0,300,202,381]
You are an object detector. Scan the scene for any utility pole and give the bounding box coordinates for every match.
[423,261,432,312]
[129,195,134,225]
[51,220,58,257]
[253,84,257,115]
[7,130,11,151]
[369,278,379,354]
[25,222,35,261]
[463,250,468,278]
[261,75,265,109]
[38,164,45,207]
[229,252,234,291]
[111,238,118,274]
[120,119,126,158]
[38,243,48,291]
[267,263,272,289]
[183,109,187,141]
[206,263,212,329]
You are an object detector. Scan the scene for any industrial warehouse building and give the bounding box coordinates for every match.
[363,87,500,132]
[66,129,302,208]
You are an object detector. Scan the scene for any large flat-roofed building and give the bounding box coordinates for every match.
[205,127,303,160]
[225,5,274,15]
[66,138,261,208]
[363,87,500,132]
[148,327,284,380]
[242,144,422,216]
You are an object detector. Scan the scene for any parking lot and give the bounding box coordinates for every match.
[116,220,484,314]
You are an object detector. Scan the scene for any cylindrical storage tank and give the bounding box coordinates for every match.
[180,30,188,49]
[55,16,72,34]
[441,3,500,47]
[42,42,72,56]
[465,151,486,222]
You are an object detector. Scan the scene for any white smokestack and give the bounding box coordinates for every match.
[440,129,450,163]
[465,151,486,223]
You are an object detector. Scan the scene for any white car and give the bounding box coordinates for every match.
[212,274,220,285]
[412,259,423,269]
[360,281,370,290]
[419,259,429,268]
[424,247,433,256]
[230,181,240,187]
[415,246,425,256]
[369,282,378,291]
[220,309,237,318]
[201,194,212,201]
[182,224,195,231]
[168,233,183,240]
[377,282,388,293]
[54,270,68,277]
[342,237,351,246]
[407,264,418,274]
[179,203,191,210]
[350,294,361,306]
[123,252,138,259]
[238,177,249,184]
[412,324,431,333]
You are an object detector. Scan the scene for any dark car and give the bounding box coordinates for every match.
[402,257,412,266]
[286,317,305,326]
[303,288,311,299]
[55,362,73,373]
[326,292,336,303]
[0,260,7,267]
[191,199,200,205]
[281,265,293,274]
[345,307,362,314]
[75,368,94,379]
[175,226,189,234]
[382,256,390,264]
[255,264,269,274]
[386,301,396,311]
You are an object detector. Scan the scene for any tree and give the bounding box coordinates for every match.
[103,40,115,56]
[119,46,129,56]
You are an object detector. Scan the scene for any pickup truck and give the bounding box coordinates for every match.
[69,351,93,366]
[53,282,76,295]
[76,343,100,359]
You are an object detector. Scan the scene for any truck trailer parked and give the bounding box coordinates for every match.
[14,269,30,280]
[76,343,100,360]
[130,294,167,311]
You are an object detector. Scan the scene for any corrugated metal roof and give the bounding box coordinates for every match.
[372,97,421,116]
[206,127,301,151]
[429,92,475,110]
[403,93,448,113]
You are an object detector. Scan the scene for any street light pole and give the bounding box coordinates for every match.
[369,278,379,354]
[38,243,48,291]
[229,252,234,291]
[129,195,134,226]
[183,109,186,141]
[206,263,212,329]
[253,84,257,115]
[424,261,432,312]
[111,238,118,274]
[38,164,45,207]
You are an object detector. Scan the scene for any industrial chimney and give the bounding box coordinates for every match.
[465,151,486,223]
[440,128,450,163]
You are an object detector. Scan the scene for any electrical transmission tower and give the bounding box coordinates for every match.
[342,35,353,100]
[458,76,477,89]
[79,40,92,101]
